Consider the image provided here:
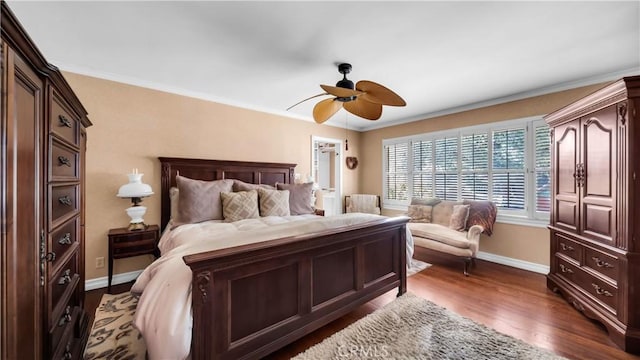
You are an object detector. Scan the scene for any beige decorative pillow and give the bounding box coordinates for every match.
[257,188,290,216]
[175,176,233,225]
[407,205,433,223]
[449,204,471,231]
[221,190,259,222]
[233,180,275,192]
[276,182,314,215]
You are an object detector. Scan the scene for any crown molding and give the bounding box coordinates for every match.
[58,62,638,133]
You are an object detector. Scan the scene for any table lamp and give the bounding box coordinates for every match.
[117,169,153,231]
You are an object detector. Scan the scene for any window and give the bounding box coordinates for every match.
[382,116,550,224]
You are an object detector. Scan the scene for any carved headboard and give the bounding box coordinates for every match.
[159,157,296,230]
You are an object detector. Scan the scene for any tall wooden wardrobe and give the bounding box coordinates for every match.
[546,76,640,352]
[1,2,92,359]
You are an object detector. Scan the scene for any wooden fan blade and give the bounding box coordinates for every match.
[320,84,362,98]
[355,80,406,106]
[343,98,383,120]
[286,93,329,111]
[313,98,343,124]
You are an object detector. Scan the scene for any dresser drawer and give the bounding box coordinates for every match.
[49,293,79,352]
[50,138,79,181]
[48,251,79,328]
[50,184,79,228]
[555,256,580,285]
[48,217,79,274]
[553,232,582,263]
[50,91,80,147]
[584,247,619,284]
[112,239,156,258]
[580,273,618,314]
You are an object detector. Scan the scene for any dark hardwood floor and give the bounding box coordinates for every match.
[85,248,640,359]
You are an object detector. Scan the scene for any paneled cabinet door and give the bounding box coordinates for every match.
[553,120,580,233]
[2,45,45,360]
[580,105,617,246]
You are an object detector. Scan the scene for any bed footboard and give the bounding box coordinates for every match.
[183,216,408,360]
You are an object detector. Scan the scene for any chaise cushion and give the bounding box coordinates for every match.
[408,223,471,249]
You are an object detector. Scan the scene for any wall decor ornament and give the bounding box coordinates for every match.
[346,156,358,170]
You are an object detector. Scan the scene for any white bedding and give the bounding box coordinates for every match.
[131,213,414,360]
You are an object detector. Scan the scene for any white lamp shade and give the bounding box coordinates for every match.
[117,173,153,198]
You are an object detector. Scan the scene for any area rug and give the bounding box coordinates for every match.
[293,292,565,360]
[407,259,431,277]
[83,292,146,360]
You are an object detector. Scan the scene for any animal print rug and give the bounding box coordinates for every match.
[83,292,146,360]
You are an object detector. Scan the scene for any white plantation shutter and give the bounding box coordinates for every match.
[412,140,433,199]
[535,124,551,213]
[461,133,489,200]
[383,117,550,222]
[492,128,526,210]
[434,137,458,200]
[384,142,409,202]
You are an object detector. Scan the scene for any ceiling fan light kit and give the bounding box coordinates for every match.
[288,63,406,124]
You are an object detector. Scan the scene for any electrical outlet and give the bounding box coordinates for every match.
[96,257,105,268]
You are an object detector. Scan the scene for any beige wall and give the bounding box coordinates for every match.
[63,72,362,281]
[66,69,612,279]
[361,82,609,266]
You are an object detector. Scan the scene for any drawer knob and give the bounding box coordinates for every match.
[591,283,613,297]
[63,340,72,359]
[58,196,72,206]
[559,264,574,274]
[58,306,72,327]
[58,269,72,285]
[591,256,614,269]
[43,251,56,262]
[58,233,72,245]
[560,243,574,251]
[59,115,72,128]
[58,156,71,167]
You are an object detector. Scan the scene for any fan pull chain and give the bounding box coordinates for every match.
[345,113,349,151]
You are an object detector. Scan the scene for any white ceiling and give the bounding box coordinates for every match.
[6,1,640,131]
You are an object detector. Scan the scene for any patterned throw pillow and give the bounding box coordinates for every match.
[407,205,433,223]
[175,176,233,225]
[221,190,259,222]
[464,200,498,236]
[449,204,471,231]
[257,188,290,216]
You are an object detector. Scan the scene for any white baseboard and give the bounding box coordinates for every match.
[85,270,143,291]
[477,251,550,275]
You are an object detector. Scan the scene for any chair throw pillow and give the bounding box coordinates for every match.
[449,204,471,231]
[221,190,260,222]
[463,200,498,236]
[175,176,233,225]
[257,188,290,217]
[276,182,314,215]
[407,205,433,223]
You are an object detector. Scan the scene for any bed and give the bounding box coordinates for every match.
[135,157,409,360]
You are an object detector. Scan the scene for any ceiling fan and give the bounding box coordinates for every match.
[287,63,406,124]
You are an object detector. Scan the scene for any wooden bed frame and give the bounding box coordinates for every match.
[159,157,408,359]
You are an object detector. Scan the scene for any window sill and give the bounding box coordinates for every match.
[496,215,549,229]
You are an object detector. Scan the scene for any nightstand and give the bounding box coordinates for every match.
[107,224,160,293]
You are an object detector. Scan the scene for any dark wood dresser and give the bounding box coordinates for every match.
[545,76,640,353]
[1,2,92,359]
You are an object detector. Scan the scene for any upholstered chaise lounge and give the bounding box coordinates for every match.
[407,199,497,275]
